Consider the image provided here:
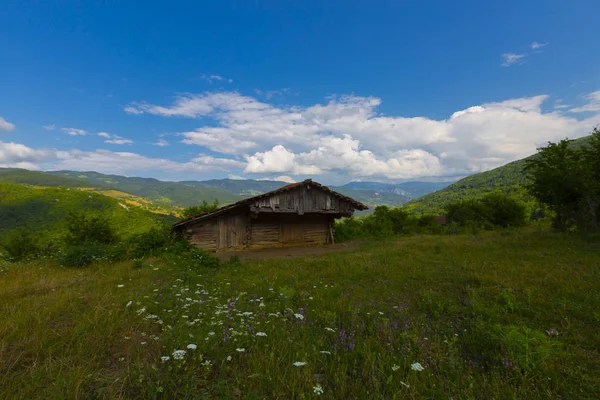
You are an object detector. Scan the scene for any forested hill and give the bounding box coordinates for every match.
[405,135,593,215]
[0,181,176,243]
[46,171,243,207]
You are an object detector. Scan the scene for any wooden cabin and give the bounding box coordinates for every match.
[173,179,368,251]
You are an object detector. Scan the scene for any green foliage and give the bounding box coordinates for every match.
[123,226,179,259]
[335,205,442,241]
[525,128,600,232]
[65,211,117,245]
[0,182,174,245]
[0,229,39,261]
[499,325,556,372]
[57,244,107,268]
[406,135,594,215]
[445,192,527,229]
[181,199,220,219]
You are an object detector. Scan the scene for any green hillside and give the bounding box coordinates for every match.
[0,168,103,188]
[47,171,243,207]
[0,182,176,243]
[406,135,592,215]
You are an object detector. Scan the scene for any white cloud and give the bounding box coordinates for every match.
[272,175,296,183]
[153,139,169,147]
[51,149,242,175]
[61,127,87,136]
[42,124,55,131]
[123,90,600,181]
[105,137,133,145]
[0,141,53,169]
[570,91,600,113]
[531,41,549,49]
[97,132,134,144]
[501,53,526,67]
[201,74,233,84]
[0,117,16,132]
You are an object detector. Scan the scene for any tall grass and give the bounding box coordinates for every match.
[1,229,599,399]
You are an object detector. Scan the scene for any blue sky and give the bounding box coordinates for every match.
[1,0,599,184]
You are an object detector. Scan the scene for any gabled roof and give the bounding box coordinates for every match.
[173,179,368,228]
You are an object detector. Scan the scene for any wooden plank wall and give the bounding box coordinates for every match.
[187,212,248,251]
[252,185,355,215]
[248,214,330,249]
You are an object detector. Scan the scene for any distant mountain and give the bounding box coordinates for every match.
[46,171,243,207]
[183,178,412,210]
[181,179,285,197]
[406,135,593,215]
[343,181,454,198]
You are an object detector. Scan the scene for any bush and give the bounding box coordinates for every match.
[58,244,107,268]
[65,211,117,245]
[0,229,39,261]
[335,206,446,242]
[181,200,220,219]
[445,192,527,229]
[124,226,177,259]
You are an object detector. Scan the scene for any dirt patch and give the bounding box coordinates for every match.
[214,240,364,261]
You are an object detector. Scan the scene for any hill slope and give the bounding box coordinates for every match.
[0,182,176,242]
[406,135,592,214]
[46,171,243,207]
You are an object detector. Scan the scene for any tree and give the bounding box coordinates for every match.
[181,200,220,219]
[524,129,600,232]
[65,211,117,245]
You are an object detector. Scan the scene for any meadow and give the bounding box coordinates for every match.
[0,229,599,399]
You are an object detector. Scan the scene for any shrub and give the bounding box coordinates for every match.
[58,244,106,268]
[65,211,117,245]
[0,229,39,261]
[124,226,177,258]
[181,200,220,219]
[445,192,527,229]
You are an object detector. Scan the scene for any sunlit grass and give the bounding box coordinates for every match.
[1,229,599,399]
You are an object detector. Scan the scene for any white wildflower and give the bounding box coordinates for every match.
[140,341,147,345]
[400,381,410,388]
[172,350,187,360]
[126,300,132,307]
[258,302,265,307]
[226,355,232,361]
[324,327,335,332]
[160,356,170,362]
[313,384,324,395]
[236,348,245,352]
[117,284,124,288]
[208,332,215,336]
[392,364,401,371]
[256,332,267,337]
[293,361,307,367]
[411,362,425,371]
[294,313,304,320]
[187,343,197,350]
[320,351,331,355]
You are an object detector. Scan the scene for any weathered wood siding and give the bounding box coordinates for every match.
[185,212,248,251]
[250,185,355,216]
[248,214,331,249]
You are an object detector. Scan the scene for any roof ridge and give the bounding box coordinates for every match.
[173,179,367,228]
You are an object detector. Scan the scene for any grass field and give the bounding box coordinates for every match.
[1,229,599,399]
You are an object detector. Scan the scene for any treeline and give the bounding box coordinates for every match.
[335,191,528,241]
